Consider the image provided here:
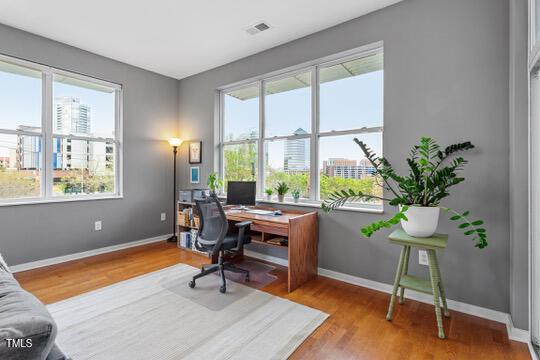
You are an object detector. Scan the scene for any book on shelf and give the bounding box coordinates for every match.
[178,231,191,249]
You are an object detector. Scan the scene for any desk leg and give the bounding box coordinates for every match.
[288,213,318,292]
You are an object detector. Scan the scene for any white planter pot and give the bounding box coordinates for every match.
[400,205,440,238]
[266,195,272,200]
[277,195,285,202]
[293,198,299,203]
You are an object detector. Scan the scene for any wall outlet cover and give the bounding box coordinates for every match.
[95,221,102,231]
[418,250,429,266]
[161,213,166,221]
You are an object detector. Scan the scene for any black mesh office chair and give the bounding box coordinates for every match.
[188,195,252,293]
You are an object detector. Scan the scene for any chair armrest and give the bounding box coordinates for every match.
[234,221,252,252]
[235,221,252,228]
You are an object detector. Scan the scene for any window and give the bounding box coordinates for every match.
[0,55,122,204]
[218,45,383,209]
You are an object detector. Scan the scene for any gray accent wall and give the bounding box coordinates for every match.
[509,0,529,331]
[0,24,179,266]
[178,0,513,315]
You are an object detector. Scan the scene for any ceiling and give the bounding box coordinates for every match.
[0,0,401,80]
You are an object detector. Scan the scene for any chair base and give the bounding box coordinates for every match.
[188,252,249,293]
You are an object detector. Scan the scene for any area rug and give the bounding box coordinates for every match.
[47,264,328,360]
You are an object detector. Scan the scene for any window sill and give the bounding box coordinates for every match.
[0,194,123,207]
[256,198,384,214]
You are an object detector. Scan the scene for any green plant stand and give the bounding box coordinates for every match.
[386,229,450,339]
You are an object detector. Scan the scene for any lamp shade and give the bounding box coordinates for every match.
[168,138,182,147]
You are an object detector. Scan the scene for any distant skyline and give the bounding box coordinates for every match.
[0,69,115,158]
[224,70,383,170]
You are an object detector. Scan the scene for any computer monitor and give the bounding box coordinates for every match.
[226,181,256,207]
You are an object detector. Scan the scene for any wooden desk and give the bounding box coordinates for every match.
[224,206,318,292]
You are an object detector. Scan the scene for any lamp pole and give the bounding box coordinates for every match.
[167,145,178,243]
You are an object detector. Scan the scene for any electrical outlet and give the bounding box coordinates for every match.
[95,221,102,231]
[161,212,166,221]
[418,250,429,266]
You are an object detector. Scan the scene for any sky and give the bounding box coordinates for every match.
[223,70,384,170]
[0,69,115,157]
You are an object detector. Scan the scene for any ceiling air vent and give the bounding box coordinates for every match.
[245,22,271,35]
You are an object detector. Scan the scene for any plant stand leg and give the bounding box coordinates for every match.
[433,251,450,318]
[387,246,406,321]
[427,249,445,339]
[399,246,410,305]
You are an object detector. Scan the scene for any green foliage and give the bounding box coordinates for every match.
[291,189,301,199]
[321,137,487,248]
[444,208,488,249]
[223,143,257,185]
[207,171,223,193]
[0,170,40,199]
[321,188,383,212]
[265,188,274,196]
[361,206,409,237]
[265,170,309,198]
[53,171,114,195]
[275,181,289,195]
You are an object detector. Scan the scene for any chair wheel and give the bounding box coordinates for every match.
[219,285,226,293]
[188,280,195,288]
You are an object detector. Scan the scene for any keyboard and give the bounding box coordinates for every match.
[246,209,275,216]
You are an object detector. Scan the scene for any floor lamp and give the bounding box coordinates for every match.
[167,138,182,243]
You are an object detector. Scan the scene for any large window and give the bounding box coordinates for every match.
[0,55,122,204]
[219,45,383,209]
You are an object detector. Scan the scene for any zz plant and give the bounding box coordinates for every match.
[321,137,488,248]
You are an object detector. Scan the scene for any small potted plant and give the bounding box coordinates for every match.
[207,171,223,197]
[264,188,274,200]
[291,189,301,203]
[275,182,289,202]
[322,137,487,248]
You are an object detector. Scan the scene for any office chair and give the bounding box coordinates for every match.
[188,195,252,293]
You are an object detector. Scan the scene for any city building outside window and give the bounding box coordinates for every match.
[218,44,383,209]
[0,55,122,204]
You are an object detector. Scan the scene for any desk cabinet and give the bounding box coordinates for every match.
[225,207,318,292]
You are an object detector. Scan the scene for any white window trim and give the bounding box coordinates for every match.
[0,53,123,206]
[216,42,384,212]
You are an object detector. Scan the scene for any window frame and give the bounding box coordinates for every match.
[0,53,123,206]
[217,42,384,212]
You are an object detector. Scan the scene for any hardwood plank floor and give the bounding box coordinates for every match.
[15,241,530,359]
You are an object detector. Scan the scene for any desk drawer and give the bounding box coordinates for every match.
[250,223,288,237]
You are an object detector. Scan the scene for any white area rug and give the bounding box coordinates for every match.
[48,264,328,360]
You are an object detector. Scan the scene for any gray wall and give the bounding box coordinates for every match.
[509,0,529,330]
[0,24,179,266]
[178,0,512,315]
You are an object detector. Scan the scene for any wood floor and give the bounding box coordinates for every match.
[15,241,530,360]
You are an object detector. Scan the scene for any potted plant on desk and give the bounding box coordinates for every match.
[265,188,274,201]
[321,137,488,248]
[291,189,301,203]
[207,171,222,197]
[275,182,289,202]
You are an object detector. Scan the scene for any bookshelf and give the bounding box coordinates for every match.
[177,201,206,256]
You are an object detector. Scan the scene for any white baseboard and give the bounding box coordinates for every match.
[528,341,539,360]
[9,234,172,273]
[506,314,531,343]
[244,250,530,344]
